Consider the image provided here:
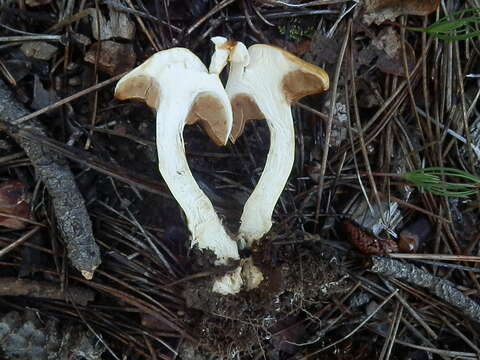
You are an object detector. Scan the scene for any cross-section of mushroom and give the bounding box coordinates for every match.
[217,38,330,248]
[115,48,239,265]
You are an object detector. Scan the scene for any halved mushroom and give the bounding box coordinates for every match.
[216,38,330,248]
[115,48,239,265]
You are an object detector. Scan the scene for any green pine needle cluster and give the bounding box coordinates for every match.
[407,8,480,41]
[403,167,480,198]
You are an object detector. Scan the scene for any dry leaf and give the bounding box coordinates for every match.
[363,0,440,24]
[20,41,58,61]
[358,27,415,76]
[84,41,136,76]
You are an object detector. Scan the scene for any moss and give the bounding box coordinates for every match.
[278,18,315,41]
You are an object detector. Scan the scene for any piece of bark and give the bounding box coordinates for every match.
[90,6,135,40]
[0,79,101,279]
[370,256,480,323]
[0,311,105,360]
[0,277,95,306]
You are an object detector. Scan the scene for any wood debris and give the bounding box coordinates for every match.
[89,6,136,41]
[370,256,480,323]
[0,79,101,279]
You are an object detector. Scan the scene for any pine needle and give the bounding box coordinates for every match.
[407,8,480,41]
[403,167,480,198]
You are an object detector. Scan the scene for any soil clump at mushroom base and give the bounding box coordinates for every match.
[182,240,351,355]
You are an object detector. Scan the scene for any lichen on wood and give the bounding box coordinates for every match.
[0,79,101,279]
[370,256,480,323]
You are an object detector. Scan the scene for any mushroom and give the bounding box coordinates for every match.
[216,38,329,248]
[114,48,239,265]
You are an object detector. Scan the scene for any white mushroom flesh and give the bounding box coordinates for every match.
[115,48,239,264]
[226,44,297,248]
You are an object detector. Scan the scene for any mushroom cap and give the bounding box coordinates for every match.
[228,44,329,142]
[209,36,237,75]
[115,48,232,146]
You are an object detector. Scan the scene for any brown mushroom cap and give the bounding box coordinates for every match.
[280,48,330,102]
[230,94,264,142]
[115,74,161,109]
[114,48,232,146]
[228,44,329,142]
[185,94,231,146]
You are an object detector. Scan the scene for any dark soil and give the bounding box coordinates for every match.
[183,240,350,357]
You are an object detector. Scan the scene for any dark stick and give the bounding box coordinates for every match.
[0,79,101,279]
[0,277,95,306]
[370,256,480,323]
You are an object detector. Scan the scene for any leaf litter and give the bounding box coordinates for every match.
[1,0,480,359]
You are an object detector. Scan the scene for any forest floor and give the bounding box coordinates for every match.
[1,0,480,359]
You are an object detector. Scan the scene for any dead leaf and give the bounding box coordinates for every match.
[84,41,136,76]
[20,41,58,61]
[358,27,415,76]
[0,181,30,230]
[363,0,440,24]
[304,32,340,65]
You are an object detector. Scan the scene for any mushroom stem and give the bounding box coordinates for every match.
[224,41,329,248]
[239,102,295,248]
[156,98,239,264]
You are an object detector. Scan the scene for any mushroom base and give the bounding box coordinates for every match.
[182,240,351,357]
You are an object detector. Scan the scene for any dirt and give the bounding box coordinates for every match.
[182,239,351,357]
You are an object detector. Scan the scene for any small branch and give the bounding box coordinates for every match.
[389,253,480,262]
[0,34,63,42]
[369,256,480,323]
[0,277,95,306]
[11,73,124,126]
[0,79,101,279]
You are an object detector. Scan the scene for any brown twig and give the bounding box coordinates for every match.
[0,277,95,306]
[11,73,125,126]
